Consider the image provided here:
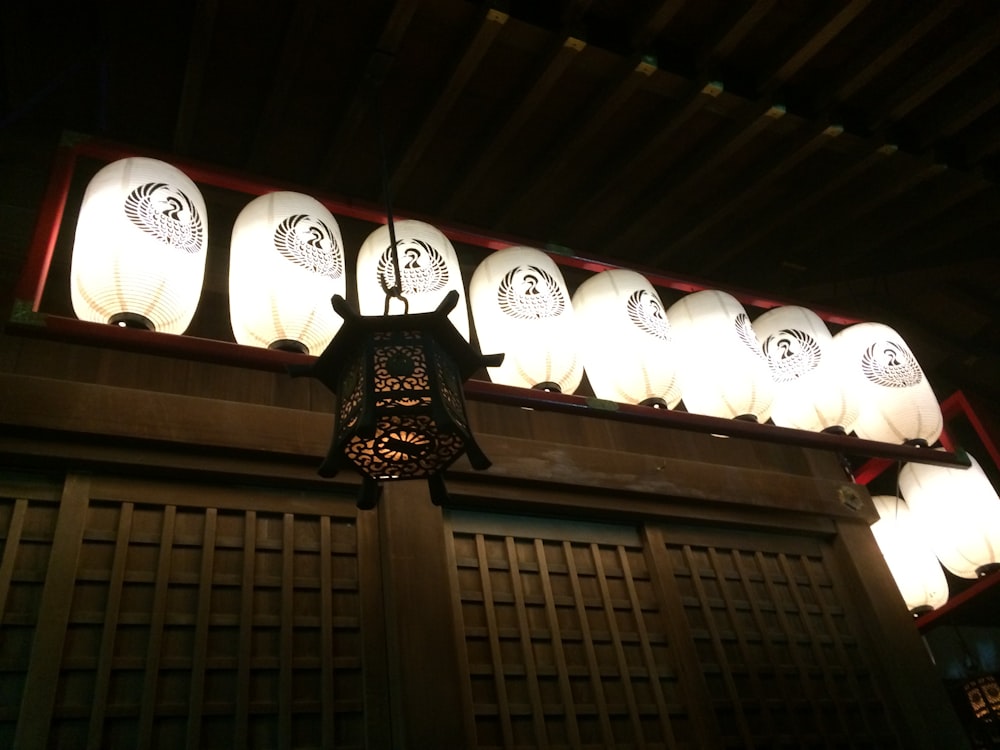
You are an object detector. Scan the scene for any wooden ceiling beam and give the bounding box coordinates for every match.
[554,78,724,242]
[631,0,688,50]
[777,154,948,264]
[171,0,219,154]
[388,8,509,197]
[244,0,327,172]
[440,35,586,217]
[491,57,666,231]
[312,0,419,187]
[762,0,871,91]
[601,99,782,255]
[828,2,960,106]
[868,20,1000,131]
[812,169,991,269]
[701,143,896,274]
[699,0,778,67]
[652,120,843,265]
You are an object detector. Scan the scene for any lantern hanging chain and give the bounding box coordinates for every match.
[375,90,408,316]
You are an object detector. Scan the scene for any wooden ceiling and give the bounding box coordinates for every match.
[3,0,1000,412]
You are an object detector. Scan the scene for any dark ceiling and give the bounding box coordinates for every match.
[3,0,1000,416]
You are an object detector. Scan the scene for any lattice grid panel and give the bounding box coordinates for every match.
[450,516,696,750]
[666,539,901,750]
[0,493,59,748]
[50,499,365,750]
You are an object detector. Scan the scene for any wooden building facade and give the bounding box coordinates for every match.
[0,334,970,749]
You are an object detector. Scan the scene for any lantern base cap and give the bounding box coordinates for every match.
[734,414,759,423]
[269,338,309,355]
[640,397,668,408]
[904,438,929,448]
[109,312,154,331]
[533,381,562,393]
[976,563,1000,578]
[910,605,933,617]
[821,425,847,435]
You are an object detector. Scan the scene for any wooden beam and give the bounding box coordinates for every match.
[388,8,509,197]
[602,99,782,255]
[828,2,960,105]
[762,0,871,91]
[869,19,1000,130]
[552,78,723,242]
[652,120,843,264]
[245,0,327,171]
[698,0,777,67]
[493,56,669,231]
[630,0,687,49]
[702,142,896,274]
[313,0,419,186]
[440,35,586,217]
[172,0,219,153]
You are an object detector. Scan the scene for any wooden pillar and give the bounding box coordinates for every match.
[377,482,469,749]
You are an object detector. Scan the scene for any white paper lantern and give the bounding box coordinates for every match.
[665,290,774,421]
[869,494,949,613]
[228,191,347,354]
[355,219,469,340]
[571,269,681,407]
[70,157,208,333]
[833,322,942,445]
[469,246,583,393]
[753,305,859,433]
[900,452,1000,578]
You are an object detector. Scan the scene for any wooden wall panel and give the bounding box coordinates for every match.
[653,525,906,749]
[1,473,379,750]
[447,511,703,750]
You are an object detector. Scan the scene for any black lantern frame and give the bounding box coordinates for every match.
[291,290,502,508]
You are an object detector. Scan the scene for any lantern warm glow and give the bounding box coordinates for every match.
[572,269,681,407]
[469,246,583,393]
[869,494,949,614]
[666,290,774,422]
[899,452,1000,578]
[70,157,208,333]
[355,219,470,341]
[753,305,859,433]
[833,322,942,445]
[228,191,347,354]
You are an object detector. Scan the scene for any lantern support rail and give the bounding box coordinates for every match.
[5,310,971,472]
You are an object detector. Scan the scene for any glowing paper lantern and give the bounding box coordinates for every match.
[665,290,774,421]
[869,494,948,614]
[355,219,469,340]
[469,246,582,393]
[571,269,681,407]
[899,452,1000,578]
[833,322,942,445]
[228,191,347,354]
[753,305,859,433]
[70,157,207,333]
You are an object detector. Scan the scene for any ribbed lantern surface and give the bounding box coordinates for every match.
[572,269,681,407]
[355,219,470,341]
[469,246,582,393]
[665,290,774,422]
[228,191,346,354]
[869,494,949,613]
[833,322,942,445]
[70,157,207,333]
[900,452,1000,578]
[754,305,859,433]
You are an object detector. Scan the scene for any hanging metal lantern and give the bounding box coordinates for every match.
[291,290,502,508]
[833,322,942,445]
[899,451,1000,578]
[355,219,471,340]
[468,245,583,393]
[753,305,859,433]
[70,157,208,333]
[869,494,949,615]
[665,289,774,422]
[571,269,681,407]
[228,191,347,354]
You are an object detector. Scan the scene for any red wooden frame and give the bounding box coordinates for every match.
[7,133,968,469]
